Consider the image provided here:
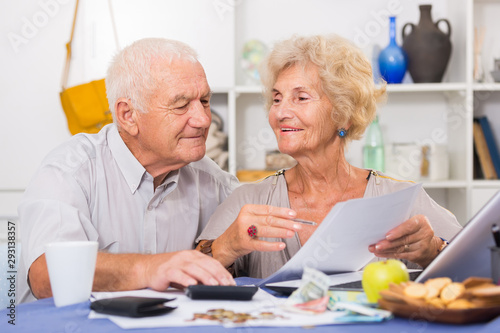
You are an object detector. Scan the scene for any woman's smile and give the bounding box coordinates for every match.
[280,126,303,133]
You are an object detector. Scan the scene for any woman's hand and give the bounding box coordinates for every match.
[368,214,444,268]
[208,204,303,268]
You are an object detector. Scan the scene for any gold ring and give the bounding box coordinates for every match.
[404,244,410,252]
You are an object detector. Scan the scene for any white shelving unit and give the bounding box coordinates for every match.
[471,0,500,219]
[216,0,500,225]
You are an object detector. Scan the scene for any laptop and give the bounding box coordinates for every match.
[415,189,500,282]
[265,189,500,296]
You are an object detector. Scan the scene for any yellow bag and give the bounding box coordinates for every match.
[60,79,112,135]
[60,0,113,135]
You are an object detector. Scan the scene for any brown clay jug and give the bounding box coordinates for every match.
[402,5,452,83]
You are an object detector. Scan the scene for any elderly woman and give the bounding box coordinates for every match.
[196,34,462,279]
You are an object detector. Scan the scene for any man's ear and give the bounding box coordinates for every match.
[115,98,139,136]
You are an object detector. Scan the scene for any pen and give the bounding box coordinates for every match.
[492,224,500,247]
[292,218,317,226]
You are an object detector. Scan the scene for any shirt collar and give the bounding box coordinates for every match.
[107,125,146,194]
[158,168,180,190]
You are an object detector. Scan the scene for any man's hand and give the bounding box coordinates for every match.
[139,250,235,291]
[368,214,443,268]
[28,250,235,299]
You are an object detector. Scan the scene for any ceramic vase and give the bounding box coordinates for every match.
[402,5,452,83]
[378,16,407,84]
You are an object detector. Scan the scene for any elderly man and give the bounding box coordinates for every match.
[17,38,238,303]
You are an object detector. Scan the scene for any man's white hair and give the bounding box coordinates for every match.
[106,38,199,117]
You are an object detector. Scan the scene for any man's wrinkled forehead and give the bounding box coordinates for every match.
[148,60,210,104]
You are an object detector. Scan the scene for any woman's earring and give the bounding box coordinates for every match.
[338,128,347,138]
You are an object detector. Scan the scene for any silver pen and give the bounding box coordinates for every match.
[292,218,317,226]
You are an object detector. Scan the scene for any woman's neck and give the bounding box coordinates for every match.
[289,153,351,195]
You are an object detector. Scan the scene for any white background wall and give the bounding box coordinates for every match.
[0,0,236,217]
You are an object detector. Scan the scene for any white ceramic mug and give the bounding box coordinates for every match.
[45,241,98,307]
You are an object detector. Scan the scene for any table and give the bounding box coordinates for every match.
[3,277,500,333]
[2,297,500,333]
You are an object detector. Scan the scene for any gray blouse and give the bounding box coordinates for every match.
[197,170,463,278]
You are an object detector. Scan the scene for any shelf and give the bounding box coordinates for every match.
[473,83,500,91]
[385,83,467,93]
[472,180,500,188]
[475,0,500,3]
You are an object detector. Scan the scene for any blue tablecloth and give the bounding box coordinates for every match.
[2,277,499,333]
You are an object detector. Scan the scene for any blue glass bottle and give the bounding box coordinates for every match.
[378,16,407,84]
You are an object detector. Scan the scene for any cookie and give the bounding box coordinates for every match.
[462,276,493,289]
[426,297,446,309]
[440,282,465,304]
[404,283,428,299]
[470,286,500,298]
[446,299,474,309]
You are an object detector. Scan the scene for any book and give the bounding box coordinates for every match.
[477,116,500,178]
[473,141,484,180]
[473,120,497,179]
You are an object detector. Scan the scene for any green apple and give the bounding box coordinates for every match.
[362,259,409,303]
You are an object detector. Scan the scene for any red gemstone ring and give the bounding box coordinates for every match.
[247,225,257,239]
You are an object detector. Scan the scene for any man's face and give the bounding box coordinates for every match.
[134,58,212,171]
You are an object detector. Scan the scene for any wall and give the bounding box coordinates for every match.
[0,0,234,219]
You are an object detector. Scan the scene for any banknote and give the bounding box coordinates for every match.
[282,267,330,314]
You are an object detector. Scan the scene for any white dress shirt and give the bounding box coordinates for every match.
[17,124,238,303]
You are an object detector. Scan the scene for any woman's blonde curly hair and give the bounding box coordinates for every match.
[260,34,387,144]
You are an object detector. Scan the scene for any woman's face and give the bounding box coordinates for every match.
[269,63,338,159]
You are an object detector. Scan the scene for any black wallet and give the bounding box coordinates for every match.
[90,296,176,317]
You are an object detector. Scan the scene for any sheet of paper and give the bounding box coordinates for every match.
[258,184,422,286]
[89,289,352,328]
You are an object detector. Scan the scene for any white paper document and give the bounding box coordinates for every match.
[258,184,422,286]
